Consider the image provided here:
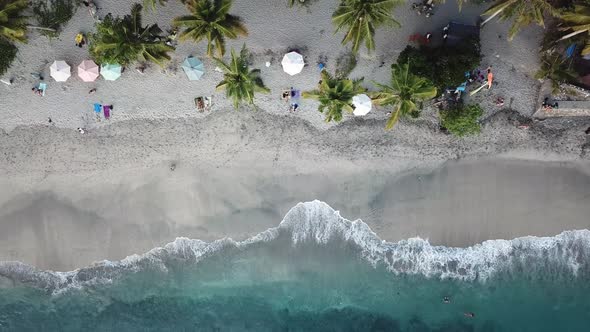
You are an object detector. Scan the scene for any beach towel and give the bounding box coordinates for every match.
[566,44,576,59]
[38,83,47,96]
[93,103,102,114]
[103,105,111,119]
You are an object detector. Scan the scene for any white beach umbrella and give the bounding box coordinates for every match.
[281,52,304,76]
[50,60,71,82]
[352,94,372,116]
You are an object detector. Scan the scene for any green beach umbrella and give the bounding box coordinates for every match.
[100,63,122,81]
[182,56,205,81]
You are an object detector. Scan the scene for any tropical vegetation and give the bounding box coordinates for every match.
[481,0,558,40]
[173,0,247,57]
[397,37,481,93]
[143,0,167,11]
[535,52,577,93]
[144,0,190,10]
[302,70,366,123]
[0,38,17,75]
[559,3,590,55]
[89,3,175,66]
[332,0,402,53]
[370,63,437,129]
[0,0,27,76]
[31,0,76,37]
[0,0,28,43]
[440,104,484,137]
[214,45,269,108]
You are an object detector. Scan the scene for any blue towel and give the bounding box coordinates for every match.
[93,103,102,113]
[566,44,576,58]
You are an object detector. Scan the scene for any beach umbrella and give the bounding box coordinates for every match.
[50,61,71,82]
[181,56,205,81]
[281,52,304,76]
[100,63,122,81]
[77,60,100,82]
[352,94,372,116]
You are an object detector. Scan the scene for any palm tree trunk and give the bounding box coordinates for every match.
[27,25,57,32]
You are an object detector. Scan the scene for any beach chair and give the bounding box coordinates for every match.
[103,105,112,119]
[38,83,47,96]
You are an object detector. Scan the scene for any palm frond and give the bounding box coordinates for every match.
[173,0,247,57]
[0,0,28,43]
[302,70,366,122]
[481,0,558,40]
[214,45,269,108]
[370,62,436,130]
[332,0,402,53]
[89,4,174,66]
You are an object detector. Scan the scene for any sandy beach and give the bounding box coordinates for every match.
[1,0,590,272]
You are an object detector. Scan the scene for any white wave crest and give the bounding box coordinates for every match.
[1,200,589,293]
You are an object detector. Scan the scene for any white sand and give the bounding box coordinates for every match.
[1,0,590,271]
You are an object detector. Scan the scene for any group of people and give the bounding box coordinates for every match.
[412,1,435,17]
[282,87,300,111]
[541,97,559,110]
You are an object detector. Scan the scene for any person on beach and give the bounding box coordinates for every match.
[487,68,493,89]
[75,33,85,47]
[77,128,85,134]
[88,88,96,94]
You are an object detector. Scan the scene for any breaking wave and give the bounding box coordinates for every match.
[1,200,589,294]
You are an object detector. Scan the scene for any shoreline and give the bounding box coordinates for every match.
[1,141,589,271]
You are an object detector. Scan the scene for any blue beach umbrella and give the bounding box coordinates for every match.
[182,56,205,81]
[100,63,122,81]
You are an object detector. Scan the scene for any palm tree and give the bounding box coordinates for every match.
[143,0,167,11]
[559,4,590,55]
[173,0,247,57]
[370,63,437,130]
[89,3,174,66]
[481,0,559,40]
[0,0,28,43]
[535,53,577,94]
[214,45,269,108]
[144,0,190,10]
[302,70,366,123]
[332,0,402,53]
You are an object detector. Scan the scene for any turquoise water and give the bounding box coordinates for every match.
[1,201,589,331]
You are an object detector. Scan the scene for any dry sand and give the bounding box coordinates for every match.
[1,1,590,271]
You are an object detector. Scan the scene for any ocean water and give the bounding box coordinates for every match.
[1,201,589,332]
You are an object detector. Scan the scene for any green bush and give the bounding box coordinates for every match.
[398,37,481,93]
[32,0,76,37]
[440,104,484,137]
[0,40,18,76]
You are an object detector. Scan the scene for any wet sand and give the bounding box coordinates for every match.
[1,157,589,271]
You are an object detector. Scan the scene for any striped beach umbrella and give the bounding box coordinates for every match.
[77,60,100,82]
[100,63,122,81]
[50,61,71,82]
[182,56,205,81]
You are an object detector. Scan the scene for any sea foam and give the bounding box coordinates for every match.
[1,200,589,294]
